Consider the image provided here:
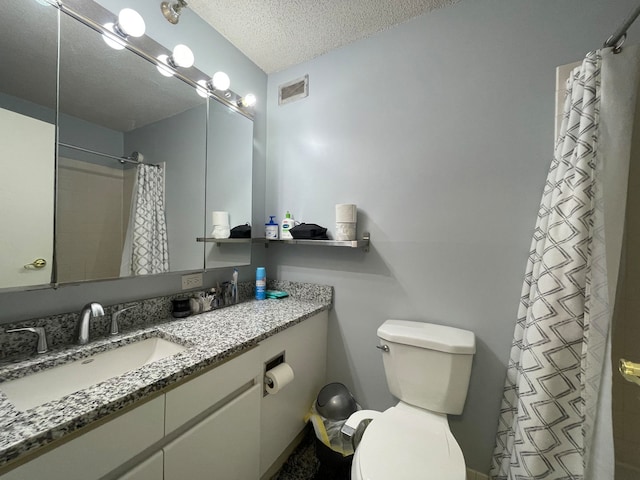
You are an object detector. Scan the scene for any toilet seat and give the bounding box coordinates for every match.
[352,403,466,480]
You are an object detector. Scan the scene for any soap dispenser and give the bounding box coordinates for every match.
[281,211,294,240]
[265,216,279,239]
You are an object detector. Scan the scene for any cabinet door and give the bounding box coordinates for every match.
[117,452,163,480]
[0,396,164,480]
[164,384,260,480]
[260,311,328,475]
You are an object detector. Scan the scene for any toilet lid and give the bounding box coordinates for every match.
[356,406,465,480]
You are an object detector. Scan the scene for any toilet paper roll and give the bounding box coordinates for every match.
[212,211,229,226]
[335,222,356,241]
[336,204,357,223]
[211,225,230,239]
[265,363,295,395]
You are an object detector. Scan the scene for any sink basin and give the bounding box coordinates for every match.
[0,337,186,411]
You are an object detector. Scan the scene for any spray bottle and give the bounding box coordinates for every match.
[255,267,266,300]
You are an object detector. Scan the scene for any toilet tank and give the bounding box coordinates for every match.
[377,320,475,415]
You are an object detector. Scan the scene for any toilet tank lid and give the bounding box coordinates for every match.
[377,320,476,354]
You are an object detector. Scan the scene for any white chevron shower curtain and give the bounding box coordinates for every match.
[490,45,640,480]
[120,164,169,276]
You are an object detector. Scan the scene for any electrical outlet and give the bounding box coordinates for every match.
[181,273,203,290]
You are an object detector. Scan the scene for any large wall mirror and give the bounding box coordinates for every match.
[0,0,253,291]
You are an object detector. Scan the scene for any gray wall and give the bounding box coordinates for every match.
[0,0,267,322]
[264,0,640,473]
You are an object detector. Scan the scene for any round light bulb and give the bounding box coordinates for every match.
[241,93,257,108]
[156,55,174,77]
[102,23,126,50]
[172,44,194,68]
[211,71,230,91]
[196,80,209,98]
[118,8,146,37]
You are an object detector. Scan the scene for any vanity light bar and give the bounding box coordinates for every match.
[56,0,254,119]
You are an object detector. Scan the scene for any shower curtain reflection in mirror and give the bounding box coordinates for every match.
[120,163,169,276]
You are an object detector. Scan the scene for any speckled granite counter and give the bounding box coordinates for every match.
[0,288,332,469]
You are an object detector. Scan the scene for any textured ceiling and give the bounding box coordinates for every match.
[187,0,460,73]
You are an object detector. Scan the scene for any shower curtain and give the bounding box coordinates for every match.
[120,164,169,276]
[490,45,640,480]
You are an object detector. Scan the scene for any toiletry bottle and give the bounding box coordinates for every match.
[265,216,279,239]
[281,211,294,239]
[256,267,266,300]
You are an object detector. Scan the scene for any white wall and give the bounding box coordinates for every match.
[265,0,640,472]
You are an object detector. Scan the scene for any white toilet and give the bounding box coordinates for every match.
[346,319,476,480]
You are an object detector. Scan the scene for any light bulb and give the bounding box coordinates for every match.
[171,44,194,68]
[117,8,146,37]
[211,71,230,91]
[196,80,209,98]
[102,23,126,50]
[240,93,257,108]
[156,55,174,77]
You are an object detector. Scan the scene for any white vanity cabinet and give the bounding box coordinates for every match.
[259,311,329,477]
[164,385,261,480]
[163,347,261,480]
[0,311,329,480]
[0,395,165,480]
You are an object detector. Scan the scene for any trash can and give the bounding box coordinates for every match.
[306,383,358,479]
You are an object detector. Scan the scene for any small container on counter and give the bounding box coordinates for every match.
[265,216,279,239]
[171,297,191,318]
[256,267,266,300]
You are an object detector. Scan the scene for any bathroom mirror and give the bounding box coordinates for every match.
[56,8,208,282]
[204,101,254,269]
[0,1,58,290]
[0,0,254,290]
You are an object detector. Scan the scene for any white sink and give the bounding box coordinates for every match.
[0,337,186,411]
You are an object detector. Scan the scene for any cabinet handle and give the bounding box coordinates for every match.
[24,258,47,269]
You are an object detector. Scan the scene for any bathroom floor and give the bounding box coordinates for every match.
[275,426,351,480]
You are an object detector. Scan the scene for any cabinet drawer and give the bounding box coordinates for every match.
[1,396,165,480]
[165,347,260,434]
[164,384,261,480]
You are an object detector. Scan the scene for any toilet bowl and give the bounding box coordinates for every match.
[350,403,465,480]
[346,320,475,480]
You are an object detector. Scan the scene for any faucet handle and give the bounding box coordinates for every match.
[110,306,137,336]
[6,327,48,354]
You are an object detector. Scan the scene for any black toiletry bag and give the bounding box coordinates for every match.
[229,223,251,238]
[289,223,329,240]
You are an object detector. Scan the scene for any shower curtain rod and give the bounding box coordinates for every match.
[58,142,159,167]
[604,4,640,50]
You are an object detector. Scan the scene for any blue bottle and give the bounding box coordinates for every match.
[256,267,266,300]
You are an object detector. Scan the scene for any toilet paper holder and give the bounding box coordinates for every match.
[264,351,286,396]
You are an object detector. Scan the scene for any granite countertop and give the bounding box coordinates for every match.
[0,295,331,468]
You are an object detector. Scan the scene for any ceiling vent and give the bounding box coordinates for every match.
[278,75,309,105]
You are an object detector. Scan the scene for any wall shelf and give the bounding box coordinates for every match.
[264,232,370,252]
[196,233,370,251]
[196,238,252,247]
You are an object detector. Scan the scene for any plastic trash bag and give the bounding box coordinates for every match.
[305,402,359,457]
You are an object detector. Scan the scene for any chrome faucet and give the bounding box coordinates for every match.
[6,327,48,354]
[78,302,105,345]
[110,306,137,336]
